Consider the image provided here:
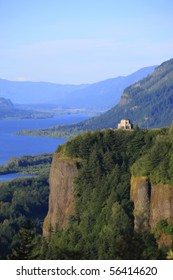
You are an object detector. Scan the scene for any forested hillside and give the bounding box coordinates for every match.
[0,176,49,259]
[0,154,52,259]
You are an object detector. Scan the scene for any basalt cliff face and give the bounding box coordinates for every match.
[43,152,79,237]
[44,156,173,242]
[130,176,150,231]
[130,176,173,246]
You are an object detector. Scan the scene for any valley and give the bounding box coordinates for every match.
[0,65,155,115]
[1,0,173,266]
[0,58,173,260]
[18,59,173,138]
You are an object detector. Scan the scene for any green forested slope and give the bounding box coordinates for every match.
[131,127,173,185]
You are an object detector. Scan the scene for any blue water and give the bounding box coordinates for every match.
[0,114,89,167]
[0,173,36,182]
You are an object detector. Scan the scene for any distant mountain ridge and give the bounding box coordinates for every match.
[0,66,156,110]
[21,58,173,137]
[78,58,173,130]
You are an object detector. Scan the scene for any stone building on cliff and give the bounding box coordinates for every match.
[117,119,133,130]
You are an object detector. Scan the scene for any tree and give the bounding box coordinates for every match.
[8,225,39,260]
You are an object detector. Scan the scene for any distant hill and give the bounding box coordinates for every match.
[0,97,52,119]
[0,97,14,111]
[54,66,156,110]
[0,66,155,110]
[21,58,173,137]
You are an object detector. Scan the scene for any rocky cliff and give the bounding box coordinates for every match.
[43,152,79,237]
[44,157,173,239]
[130,176,150,232]
[130,176,173,246]
[41,127,173,259]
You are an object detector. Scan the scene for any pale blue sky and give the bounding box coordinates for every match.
[0,0,173,83]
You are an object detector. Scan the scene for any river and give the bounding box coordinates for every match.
[0,114,90,181]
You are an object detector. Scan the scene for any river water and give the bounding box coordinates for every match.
[0,114,89,181]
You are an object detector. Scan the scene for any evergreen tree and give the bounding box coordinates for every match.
[8,226,39,260]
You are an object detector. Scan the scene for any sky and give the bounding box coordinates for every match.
[0,0,173,84]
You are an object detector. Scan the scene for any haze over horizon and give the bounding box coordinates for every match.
[0,0,173,84]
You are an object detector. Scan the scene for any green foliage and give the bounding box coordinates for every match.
[0,175,49,259]
[156,220,173,235]
[0,153,52,176]
[8,223,40,260]
[131,127,173,185]
[0,153,52,259]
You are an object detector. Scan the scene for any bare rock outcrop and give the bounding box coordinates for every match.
[150,184,173,228]
[43,152,79,237]
[130,176,150,232]
[130,176,173,246]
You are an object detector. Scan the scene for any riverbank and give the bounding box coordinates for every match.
[0,153,53,182]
